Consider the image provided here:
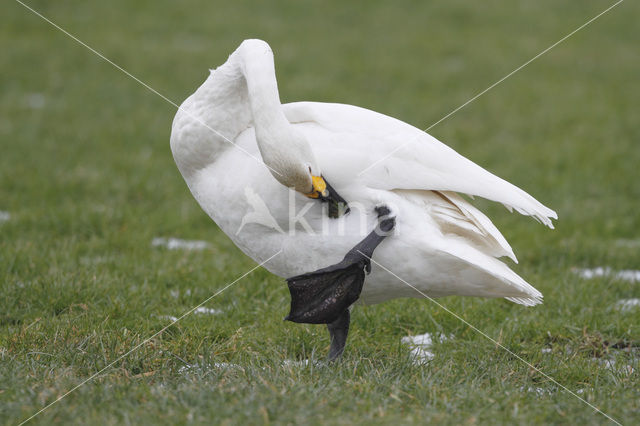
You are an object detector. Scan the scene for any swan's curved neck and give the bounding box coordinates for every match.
[229,40,314,190]
[233,40,289,142]
[171,40,302,184]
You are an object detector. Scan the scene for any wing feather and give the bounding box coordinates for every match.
[283,101,557,227]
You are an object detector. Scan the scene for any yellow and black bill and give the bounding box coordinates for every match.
[305,175,350,219]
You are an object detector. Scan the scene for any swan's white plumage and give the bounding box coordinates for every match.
[283,102,557,228]
[170,39,555,307]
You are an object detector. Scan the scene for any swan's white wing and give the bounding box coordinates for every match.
[398,189,518,263]
[283,101,557,228]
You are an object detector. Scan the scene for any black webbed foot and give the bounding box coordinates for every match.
[284,205,396,360]
[285,256,367,324]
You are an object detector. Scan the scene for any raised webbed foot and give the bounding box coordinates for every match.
[285,205,396,360]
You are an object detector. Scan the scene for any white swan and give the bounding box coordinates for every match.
[170,39,557,359]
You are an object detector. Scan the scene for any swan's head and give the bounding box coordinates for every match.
[258,129,322,193]
[258,128,349,217]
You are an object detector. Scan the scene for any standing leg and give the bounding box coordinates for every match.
[327,309,350,361]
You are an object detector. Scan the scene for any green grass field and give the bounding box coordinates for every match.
[1,0,639,424]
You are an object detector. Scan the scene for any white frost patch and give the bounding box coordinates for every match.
[520,386,556,396]
[25,93,45,109]
[593,358,635,375]
[178,362,242,375]
[170,289,192,298]
[574,267,640,283]
[401,332,452,364]
[157,315,178,322]
[0,211,10,223]
[615,298,640,312]
[152,237,210,251]
[178,359,313,374]
[194,306,221,315]
[282,359,310,368]
[155,306,220,322]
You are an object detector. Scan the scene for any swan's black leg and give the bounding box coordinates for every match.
[285,206,395,360]
[327,309,350,361]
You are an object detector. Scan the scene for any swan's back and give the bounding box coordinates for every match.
[283,101,556,227]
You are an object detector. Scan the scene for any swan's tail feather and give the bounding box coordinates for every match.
[437,238,544,303]
[499,186,557,229]
[505,296,543,306]
[437,191,517,263]
[395,189,518,263]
